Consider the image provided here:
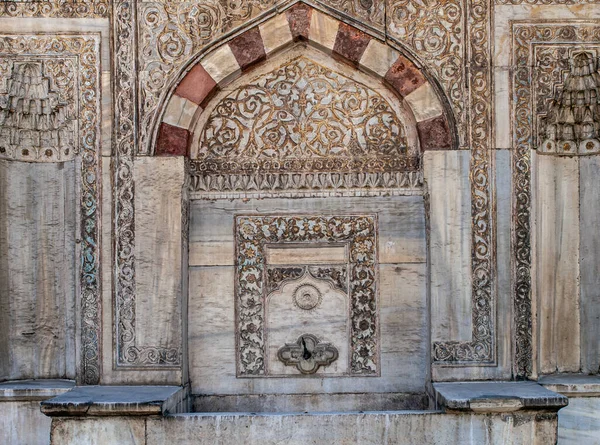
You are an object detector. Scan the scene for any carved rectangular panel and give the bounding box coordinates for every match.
[235,214,379,377]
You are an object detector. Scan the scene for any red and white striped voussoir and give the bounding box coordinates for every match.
[156,3,452,157]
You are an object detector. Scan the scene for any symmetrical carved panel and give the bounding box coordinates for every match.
[235,215,378,376]
[0,59,77,162]
[512,22,600,378]
[387,0,467,148]
[0,0,109,17]
[0,33,101,384]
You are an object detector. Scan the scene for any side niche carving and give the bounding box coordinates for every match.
[0,60,77,162]
[190,56,421,197]
[538,51,600,156]
[512,23,600,378]
[0,34,102,384]
[235,215,378,377]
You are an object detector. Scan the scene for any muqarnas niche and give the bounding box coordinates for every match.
[539,50,600,156]
[235,214,379,377]
[0,59,77,162]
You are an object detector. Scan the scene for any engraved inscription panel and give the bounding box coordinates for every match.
[235,214,379,377]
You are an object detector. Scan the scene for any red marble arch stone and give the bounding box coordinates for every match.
[333,22,371,65]
[417,115,452,150]
[229,26,266,70]
[175,64,217,106]
[286,3,312,41]
[156,122,190,157]
[384,55,427,98]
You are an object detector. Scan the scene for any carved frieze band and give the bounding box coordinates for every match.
[0,33,102,384]
[431,0,495,365]
[0,0,109,18]
[235,215,378,376]
[511,21,600,378]
[496,0,599,4]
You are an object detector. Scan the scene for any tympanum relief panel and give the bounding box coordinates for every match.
[189,52,422,198]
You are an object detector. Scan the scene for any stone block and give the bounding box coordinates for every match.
[308,10,339,52]
[228,27,266,71]
[404,83,443,123]
[175,64,217,106]
[259,14,294,56]
[201,45,240,85]
[333,22,371,64]
[359,39,399,78]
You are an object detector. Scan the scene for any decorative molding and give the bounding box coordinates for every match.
[314,0,385,31]
[0,0,109,18]
[235,214,378,376]
[0,59,77,162]
[511,21,600,379]
[0,33,102,384]
[496,0,599,4]
[432,0,495,365]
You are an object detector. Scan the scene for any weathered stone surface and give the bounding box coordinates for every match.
[540,374,600,397]
[50,417,145,445]
[146,410,559,444]
[556,397,600,445]
[1,400,53,445]
[41,386,187,417]
[286,3,312,41]
[156,123,189,157]
[174,64,217,106]
[425,151,472,345]
[0,160,77,381]
[534,154,580,374]
[384,55,426,98]
[434,382,568,413]
[417,115,452,150]
[228,27,266,71]
[0,380,74,402]
[333,22,371,64]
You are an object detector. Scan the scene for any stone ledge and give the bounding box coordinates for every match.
[0,379,75,402]
[539,374,600,397]
[41,385,186,417]
[433,382,568,413]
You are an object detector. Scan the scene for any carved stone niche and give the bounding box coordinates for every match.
[187,45,427,405]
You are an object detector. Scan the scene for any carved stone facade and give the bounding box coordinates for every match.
[0,59,76,162]
[1,1,600,443]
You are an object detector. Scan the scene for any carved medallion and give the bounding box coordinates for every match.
[277,334,339,374]
[293,284,322,311]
